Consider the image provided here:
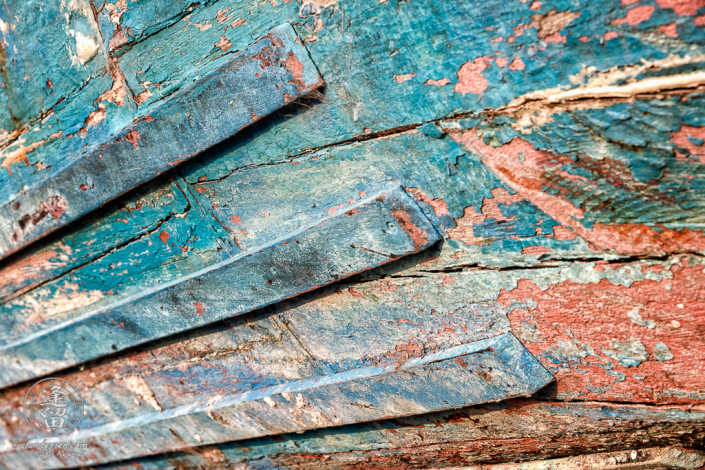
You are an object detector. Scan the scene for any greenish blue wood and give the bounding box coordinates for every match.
[0,185,440,388]
[0,22,322,261]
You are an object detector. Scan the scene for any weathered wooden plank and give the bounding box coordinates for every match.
[95,0,705,178]
[72,402,705,469]
[0,22,323,261]
[0,334,553,469]
[0,128,592,368]
[0,185,440,387]
[447,89,705,257]
[0,255,697,441]
[462,448,705,470]
[5,0,702,222]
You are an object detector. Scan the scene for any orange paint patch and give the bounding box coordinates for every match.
[390,209,429,250]
[229,215,242,224]
[603,31,620,41]
[445,187,525,245]
[612,5,655,25]
[124,129,141,150]
[394,73,416,83]
[521,245,552,255]
[495,57,509,68]
[285,51,305,90]
[552,225,578,241]
[194,302,204,315]
[215,35,232,52]
[454,57,493,95]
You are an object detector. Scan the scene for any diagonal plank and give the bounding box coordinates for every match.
[0,185,441,388]
[0,333,553,469]
[0,23,323,262]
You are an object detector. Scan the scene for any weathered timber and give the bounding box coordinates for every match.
[461,448,705,470]
[0,334,553,469]
[3,0,704,216]
[74,403,705,469]
[0,22,323,261]
[0,255,698,447]
[0,186,440,387]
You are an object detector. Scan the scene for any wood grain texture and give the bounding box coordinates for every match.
[0,0,703,466]
[0,23,323,260]
[0,334,552,469]
[0,185,440,388]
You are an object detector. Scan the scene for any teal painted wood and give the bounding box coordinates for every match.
[0,333,553,469]
[0,185,440,388]
[0,22,323,261]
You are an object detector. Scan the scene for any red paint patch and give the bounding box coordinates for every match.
[229,215,242,224]
[658,21,679,37]
[404,187,450,217]
[194,302,204,315]
[502,258,705,404]
[612,5,655,25]
[159,231,170,246]
[285,51,306,90]
[508,57,525,71]
[445,187,525,245]
[425,78,450,86]
[552,225,577,241]
[696,13,705,25]
[671,126,705,163]
[348,287,365,299]
[453,130,705,255]
[389,209,429,250]
[603,31,620,41]
[521,245,552,255]
[656,0,705,15]
[544,32,566,43]
[454,57,493,95]
[495,57,509,68]
[124,129,141,150]
[17,196,68,232]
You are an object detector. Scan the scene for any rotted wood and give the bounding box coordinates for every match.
[0,22,323,261]
[0,185,440,388]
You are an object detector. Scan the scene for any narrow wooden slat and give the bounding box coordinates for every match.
[63,400,705,470]
[0,22,323,261]
[0,333,553,469]
[0,185,441,388]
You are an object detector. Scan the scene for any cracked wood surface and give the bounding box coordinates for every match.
[0,23,323,260]
[0,185,441,387]
[0,0,703,467]
[0,334,553,469]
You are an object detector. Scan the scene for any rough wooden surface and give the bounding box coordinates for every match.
[0,23,322,260]
[0,0,703,467]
